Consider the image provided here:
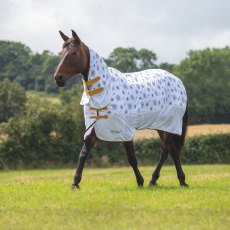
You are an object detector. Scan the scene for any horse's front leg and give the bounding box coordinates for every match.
[71,129,97,190]
[124,141,144,187]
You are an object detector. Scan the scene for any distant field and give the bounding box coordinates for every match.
[0,165,229,229]
[1,123,230,143]
[134,124,230,140]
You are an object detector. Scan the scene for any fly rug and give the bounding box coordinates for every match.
[54,30,189,190]
[82,49,187,141]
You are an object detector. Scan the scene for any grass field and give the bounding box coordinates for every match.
[0,165,229,230]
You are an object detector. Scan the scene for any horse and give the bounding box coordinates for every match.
[54,30,189,190]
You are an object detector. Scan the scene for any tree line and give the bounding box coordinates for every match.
[0,41,174,93]
[0,40,230,168]
[0,40,230,124]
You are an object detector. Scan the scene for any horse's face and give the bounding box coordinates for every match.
[54,30,87,87]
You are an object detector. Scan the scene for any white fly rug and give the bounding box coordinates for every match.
[80,48,187,141]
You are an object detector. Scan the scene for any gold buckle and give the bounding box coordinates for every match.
[85,87,104,96]
[83,76,100,87]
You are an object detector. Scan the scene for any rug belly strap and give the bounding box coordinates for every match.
[88,106,108,119]
[89,106,108,111]
[89,115,108,119]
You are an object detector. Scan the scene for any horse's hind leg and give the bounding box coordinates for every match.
[170,136,188,187]
[149,131,170,186]
[124,141,144,187]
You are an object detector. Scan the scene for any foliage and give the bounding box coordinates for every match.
[1,39,230,123]
[0,78,26,122]
[135,134,230,165]
[173,47,230,123]
[1,120,230,168]
[29,51,60,93]
[182,134,230,164]
[105,47,158,72]
[0,41,59,93]
[158,62,175,72]
[1,41,230,169]
[0,41,32,82]
[0,87,85,168]
[0,165,229,229]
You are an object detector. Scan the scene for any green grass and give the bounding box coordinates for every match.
[0,165,229,230]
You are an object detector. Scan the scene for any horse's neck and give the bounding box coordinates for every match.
[87,48,110,82]
[80,48,111,107]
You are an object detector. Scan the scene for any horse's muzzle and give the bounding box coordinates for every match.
[55,75,65,87]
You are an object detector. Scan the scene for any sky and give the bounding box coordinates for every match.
[0,0,230,64]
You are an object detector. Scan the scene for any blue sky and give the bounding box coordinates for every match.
[0,0,229,63]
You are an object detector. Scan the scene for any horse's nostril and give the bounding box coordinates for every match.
[57,75,63,81]
[55,75,65,87]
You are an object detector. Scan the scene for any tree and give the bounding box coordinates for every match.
[158,62,175,72]
[173,47,230,123]
[0,41,60,92]
[0,79,26,122]
[41,53,60,93]
[105,47,157,72]
[0,41,31,82]
[137,49,158,70]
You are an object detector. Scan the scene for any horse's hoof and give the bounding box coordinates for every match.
[180,182,189,188]
[137,180,144,187]
[148,182,158,187]
[70,184,80,190]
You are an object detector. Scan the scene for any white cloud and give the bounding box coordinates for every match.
[0,0,229,63]
[189,30,230,50]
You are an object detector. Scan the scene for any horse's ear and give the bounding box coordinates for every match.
[71,30,81,43]
[59,31,69,42]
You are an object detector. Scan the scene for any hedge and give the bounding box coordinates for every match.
[182,134,230,164]
[0,133,229,169]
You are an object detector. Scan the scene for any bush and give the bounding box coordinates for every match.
[0,110,81,168]
[134,139,162,164]
[1,131,230,169]
[0,79,26,122]
[134,134,230,165]
[0,88,85,169]
[182,134,230,164]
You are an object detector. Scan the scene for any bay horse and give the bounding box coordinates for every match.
[54,30,189,189]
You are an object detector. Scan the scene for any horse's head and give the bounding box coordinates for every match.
[54,30,89,87]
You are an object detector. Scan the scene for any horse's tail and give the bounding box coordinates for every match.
[173,104,188,153]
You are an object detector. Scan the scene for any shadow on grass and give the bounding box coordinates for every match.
[108,184,189,193]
